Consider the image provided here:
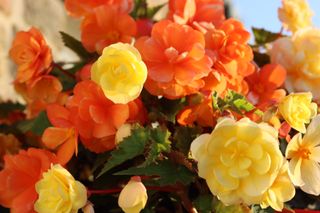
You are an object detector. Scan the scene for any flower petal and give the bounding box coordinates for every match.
[300,160,320,195]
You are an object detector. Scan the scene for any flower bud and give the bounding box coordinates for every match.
[118,176,148,213]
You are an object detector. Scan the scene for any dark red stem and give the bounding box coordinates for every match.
[87,186,177,196]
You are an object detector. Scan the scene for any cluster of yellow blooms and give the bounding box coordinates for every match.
[190,91,319,211]
[34,165,148,213]
[3,0,320,212]
[271,0,320,101]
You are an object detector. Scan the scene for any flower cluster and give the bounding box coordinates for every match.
[1,0,320,212]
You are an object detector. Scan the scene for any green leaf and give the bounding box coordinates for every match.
[146,3,166,19]
[213,198,251,213]
[114,160,195,186]
[254,51,271,67]
[97,127,149,177]
[60,31,92,59]
[252,27,280,45]
[16,111,51,136]
[51,67,76,91]
[173,126,202,155]
[212,91,220,111]
[130,0,146,19]
[233,99,255,112]
[212,90,259,116]
[92,152,111,173]
[251,205,274,213]
[0,102,25,117]
[64,61,86,74]
[141,90,187,123]
[143,127,171,166]
[193,194,213,213]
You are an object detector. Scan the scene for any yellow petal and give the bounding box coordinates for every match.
[190,134,210,160]
[300,159,320,195]
[213,166,239,190]
[310,146,320,162]
[252,153,271,175]
[241,173,271,196]
[303,115,320,147]
[288,157,304,186]
[286,133,302,159]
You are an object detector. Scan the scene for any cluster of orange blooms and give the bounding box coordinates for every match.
[0,0,292,212]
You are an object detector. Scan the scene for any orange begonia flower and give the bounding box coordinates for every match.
[203,18,254,95]
[246,64,287,110]
[66,80,145,153]
[168,0,225,29]
[43,104,78,165]
[65,0,134,17]
[0,148,58,213]
[14,75,67,119]
[177,94,218,127]
[9,27,52,84]
[178,19,254,126]
[135,20,213,99]
[81,5,136,53]
[76,64,92,81]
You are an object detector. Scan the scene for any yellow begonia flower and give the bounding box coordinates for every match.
[271,28,320,101]
[260,160,295,211]
[278,0,313,32]
[91,42,148,104]
[34,164,87,213]
[118,176,148,213]
[278,92,317,133]
[191,117,283,206]
[286,115,320,195]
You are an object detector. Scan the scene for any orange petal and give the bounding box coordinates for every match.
[93,123,116,138]
[42,127,71,150]
[110,104,130,129]
[11,185,37,213]
[89,105,109,124]
[56,135,77,165]
[46,104,72,128]
[260,64,287,89]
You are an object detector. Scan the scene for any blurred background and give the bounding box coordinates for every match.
[232,0,320,34]
[0,0,319,101]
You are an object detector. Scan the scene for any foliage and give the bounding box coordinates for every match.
[60,32,93,59]
[2,0,320,212]
[252,27,280,46]
[115,160,195,186]
[16,111,51,136]
[212,90,263,116]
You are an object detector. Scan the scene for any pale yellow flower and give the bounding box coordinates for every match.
[260,160,295,211]
[278,0,313,32]
[34,164,87,213]
[286,115,320,195]
[271,28,320,101]
[191,118,283,206]
[118,176,148,213]
[91,42,147,104]
[278,92,317,133]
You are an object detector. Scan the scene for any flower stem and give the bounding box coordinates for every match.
[87,188,122,195]
[87,186,177,196]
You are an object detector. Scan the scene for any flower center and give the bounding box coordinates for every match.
[297,148,311,159]
[106,31,120,42]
